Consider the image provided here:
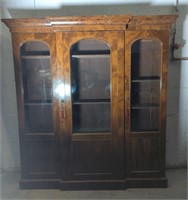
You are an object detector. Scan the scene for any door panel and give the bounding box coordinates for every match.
[125,30,169,177]
[71,140,113,180]
[128,137,161,178]
[59,31,125,180]
[130,39,161,132]
[11,33,60,179]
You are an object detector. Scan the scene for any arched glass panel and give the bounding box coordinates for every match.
[131,39,161,132]
[70,39,111,133]
[20,41,53,133]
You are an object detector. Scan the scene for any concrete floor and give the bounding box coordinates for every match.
[0,168,187,199]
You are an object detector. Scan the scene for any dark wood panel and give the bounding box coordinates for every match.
[70,140,113,180]
[20,179,60,189]
[60,180,127,190]
[127,137,161,178]
[22,139,59,179]
[19,178,168,190]
[127,178,167,188]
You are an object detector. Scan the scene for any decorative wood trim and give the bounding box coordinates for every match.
[47,15,132,25]
[128,15,178,30]
[2,15,178,32]
[129,15,178,25]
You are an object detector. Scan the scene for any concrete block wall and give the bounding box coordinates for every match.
[1,3,21,171]
[166,5,188,167]
[0,1,187,171]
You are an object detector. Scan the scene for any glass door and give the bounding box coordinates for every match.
[71,39,111,134]
[18,38,59,179]
[61,31,125,180]
[131,39,161,132]
[20,41,53,133]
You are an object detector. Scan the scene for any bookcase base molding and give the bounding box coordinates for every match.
[20,178,168,190]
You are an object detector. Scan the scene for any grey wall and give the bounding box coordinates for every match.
[0,1,187,171]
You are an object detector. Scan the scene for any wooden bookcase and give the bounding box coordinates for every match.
[2,15,177,190]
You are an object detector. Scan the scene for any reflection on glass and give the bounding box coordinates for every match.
[131,39,161,132]
[71,39,111,133]
[21,41,53,133]
[71,57,110,100]
[22,58,52,102]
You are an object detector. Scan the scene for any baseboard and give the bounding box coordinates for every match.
[20,179,60,189]
[60,180,127,190]
[127,177,168,188]
[19,177,168,190]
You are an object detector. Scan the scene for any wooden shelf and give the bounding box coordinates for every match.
[71,50,110,58]
[72,54,110,58]
[73,99,110,105]
[132,76,160,82]
[131,129,159,133]
[21,55,50,59]
[73,128,111,134]
[131,103,160,109]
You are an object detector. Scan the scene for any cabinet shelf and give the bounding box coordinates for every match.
[73,99,110,105]
[71,49,110,58]
[131,129,159,133]
[21,55,50,59]
[131,103,160,109]
[73,128,111,133]
[72,54,110,58]
[132,76,160,82]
